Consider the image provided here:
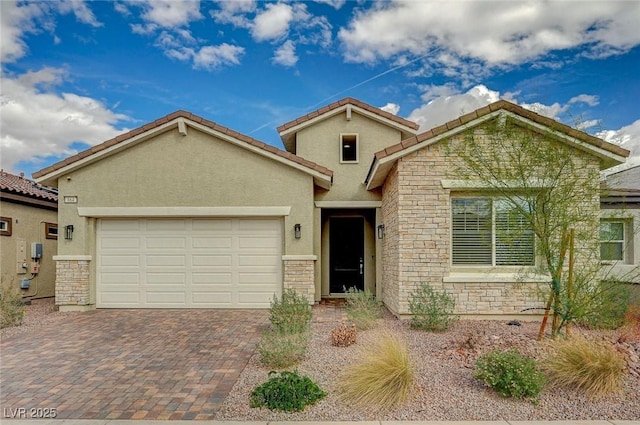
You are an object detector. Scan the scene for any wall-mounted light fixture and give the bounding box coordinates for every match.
[65,225,74,240]
[294,224,301,239]
[377,224,385,239]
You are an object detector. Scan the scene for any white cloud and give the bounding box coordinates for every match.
[56,0,102,27]
[312,0,346,10]
[251,3,293,41]
[338,1,640,76]
[0,68,129,174]
[599,120,640,168]
[380,103,400,116]
[0,0,101,63]
[407,85,501,130]
[273,40,298,67]
[210,0,255,27]
[131,0,202,29]
[192,44,245,70]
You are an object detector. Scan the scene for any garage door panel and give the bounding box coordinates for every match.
[146,237,187,249]
[146,292,187,305]
[146,220,187,231]
[100,237,140,249]
[146,255,186,267]
[100,292,141,304]
[98,218,282,308]
[99,272,140,284]
[191,236,233,249]
[147,273,186,284]
[100,255,140,267]
[192,219,233,231]
[192,254,232,266]
[101,220,141,232]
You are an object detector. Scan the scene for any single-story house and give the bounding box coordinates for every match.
[601,165,640,284]
[1,170,58,299]
[33,98,630,317]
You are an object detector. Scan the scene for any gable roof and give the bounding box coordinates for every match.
[365,99,630,190]
[277,97,420,153]
[33,110,334,189]
[603,164,640,191]
[1,170,58,209]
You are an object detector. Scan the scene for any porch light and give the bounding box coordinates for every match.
[377,224,385,239]
[294,224,301,239]
[65,225,74,240]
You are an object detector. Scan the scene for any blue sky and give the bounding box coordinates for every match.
[2,0,640,179]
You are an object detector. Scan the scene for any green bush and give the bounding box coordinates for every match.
[1,288,25,329]
[258,329,309,368]
[541,335,626,398]
[337,332,414,412]
[473,349,545,400]
[250,370,326,412]
[408,283,457,331]
[579,281,630,330]
[344,287,383,330]
[269,289,312,334]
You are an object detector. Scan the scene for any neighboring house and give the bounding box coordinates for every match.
[0,170,58,299]
[601,165,640,284]
[33,99,629,317]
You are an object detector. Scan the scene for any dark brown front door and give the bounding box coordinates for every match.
[329,216,364,293]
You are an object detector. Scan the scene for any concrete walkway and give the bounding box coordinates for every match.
[1,420,638,425]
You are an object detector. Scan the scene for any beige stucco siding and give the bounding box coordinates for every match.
[296,112,402,203]
[0,201,57,298]
[55,126,317,305]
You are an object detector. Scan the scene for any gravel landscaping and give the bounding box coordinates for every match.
[3,299,639,420]
[217,309,640,421]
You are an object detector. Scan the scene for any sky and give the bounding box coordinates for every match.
[1,0,640,180]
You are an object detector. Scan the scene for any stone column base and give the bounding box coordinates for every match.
[53,256,92,308]
[282,256,316,303]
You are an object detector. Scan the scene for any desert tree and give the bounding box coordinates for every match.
[446,113,636,337]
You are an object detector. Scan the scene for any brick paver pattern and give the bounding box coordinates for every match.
[0,309,268,420]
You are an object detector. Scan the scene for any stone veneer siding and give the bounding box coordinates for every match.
[55,260,91,306]
[380,129,601,317]
[283,259,316,303]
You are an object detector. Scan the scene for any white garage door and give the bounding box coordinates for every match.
[97,218,282,308]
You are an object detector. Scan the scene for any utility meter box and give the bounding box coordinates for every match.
[20,278,30,289]
[31,242,43,260]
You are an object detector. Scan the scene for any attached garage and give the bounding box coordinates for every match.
[97,218,282,308]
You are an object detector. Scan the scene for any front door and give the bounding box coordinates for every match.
[329,217,364,293]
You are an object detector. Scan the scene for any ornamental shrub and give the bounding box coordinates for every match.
[250,370,326,412]
[258,329,309,368]
[269,289,312,334]
[541,335,626,398]
[337,332,413,412]
[344,287,383,330]
[408,283,457,331]
[473,349,545,400]
[0,288,25,329]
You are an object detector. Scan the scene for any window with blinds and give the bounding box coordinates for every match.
[600,220,625,261]
[452,198,534,266]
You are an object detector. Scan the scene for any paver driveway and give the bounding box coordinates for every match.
[0,309,268,420]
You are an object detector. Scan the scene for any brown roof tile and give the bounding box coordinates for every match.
[373,99,630,162]
[1,170,58,202]
[33,110,334,180]
[277,97,420,133]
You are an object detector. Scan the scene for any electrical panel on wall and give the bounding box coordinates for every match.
[16,239,27,274]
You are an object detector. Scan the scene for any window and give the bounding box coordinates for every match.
[452,198,535,266]
[45,222,58,240]
[0,216,11,236]
[600,220,625,261]
[340,134,358,163]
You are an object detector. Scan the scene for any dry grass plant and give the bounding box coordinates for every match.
[541,334,627,398]
[336,331,414,412]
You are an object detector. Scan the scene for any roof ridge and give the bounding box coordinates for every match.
[374,99,630,161]
[276,96,420,133]
[32,110,333,181]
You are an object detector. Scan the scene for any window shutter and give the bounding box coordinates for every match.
[452,199,492,265]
